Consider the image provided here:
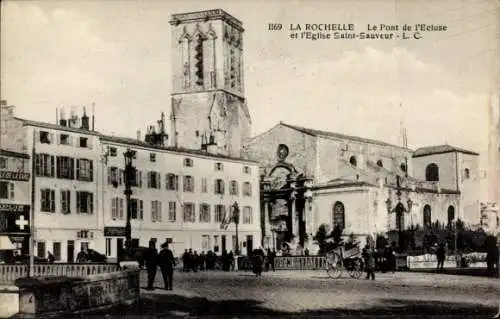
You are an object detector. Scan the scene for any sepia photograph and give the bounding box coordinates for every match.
[0,0,499,318]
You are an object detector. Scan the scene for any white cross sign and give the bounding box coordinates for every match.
[15,215,29,230]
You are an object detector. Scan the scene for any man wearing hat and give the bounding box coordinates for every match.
[158,241,176,290]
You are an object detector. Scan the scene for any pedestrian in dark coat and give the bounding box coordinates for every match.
[436,243,446,271]
[252,248,264,277]
[158,242,176,290]
[363,244,376,280]
[182,249,189,272]
[145,241,158,290]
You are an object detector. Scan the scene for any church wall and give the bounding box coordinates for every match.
[312,187,371,237]
[412,152,458,191]
[243,125,317,177]
[458,153,481,224]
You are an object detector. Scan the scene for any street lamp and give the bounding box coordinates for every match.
[123,149,136,249]
[232,201,240,255]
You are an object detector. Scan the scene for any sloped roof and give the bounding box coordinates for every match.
[100,134,258,164]
[413,145,479,157]
[16,118,101,136]
[0,149,30,159]
[279,122,411,150]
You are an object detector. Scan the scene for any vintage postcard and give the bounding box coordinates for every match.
[0,0,499,318]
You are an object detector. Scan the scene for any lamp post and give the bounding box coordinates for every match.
[123,149,136,249]
[232,201,240,255]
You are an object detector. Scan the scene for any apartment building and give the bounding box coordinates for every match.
[100,134,260,259]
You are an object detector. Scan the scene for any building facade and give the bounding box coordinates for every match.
[0,149,31,253]
[100,134,260,260]
[244,122,479,250]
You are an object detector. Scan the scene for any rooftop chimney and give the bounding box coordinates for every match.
[81,106,90,130]
[59,107,67,127]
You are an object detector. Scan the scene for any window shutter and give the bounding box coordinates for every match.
[89,193,94,214]
[70,158,75,179]
[69,136,73,146]
[50,133,55,144]
[76,192,80,213]
[140,200,144,219]
[34,130,39,143]
[89,161,94,182]
[50,156,55,177]
[159,201,162,222]
[51,190,55,212]
[76,159,80,180]
[157,173,161,189]
[87,138,92,149]
[68,191,71,214]
[107,167,112,184]
[139,171,142,187]
[56,157,61,178]
[175,175,179,190]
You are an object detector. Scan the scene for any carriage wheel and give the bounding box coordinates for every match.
[348,258,364,279]
[326,253,343,279]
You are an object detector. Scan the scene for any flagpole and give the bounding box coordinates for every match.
[29,129,36,277]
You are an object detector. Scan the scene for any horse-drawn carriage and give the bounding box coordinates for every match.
[324,241,364,279]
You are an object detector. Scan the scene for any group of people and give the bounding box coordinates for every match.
[145,241,177,291]
[251,247,277,276]
[181,249,235,272]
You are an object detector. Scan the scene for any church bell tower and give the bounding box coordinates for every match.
[169,9,251,157]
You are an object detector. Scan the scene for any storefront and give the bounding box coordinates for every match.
[0,203,31,261]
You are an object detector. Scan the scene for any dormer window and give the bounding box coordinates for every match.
[184,158,193,167]
[59,134,71,145]
[215,162,224,171]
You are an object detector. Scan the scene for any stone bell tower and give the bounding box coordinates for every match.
[169,9,251,157]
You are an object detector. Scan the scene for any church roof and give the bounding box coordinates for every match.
[413,144,479,157]
[279,122,411,150]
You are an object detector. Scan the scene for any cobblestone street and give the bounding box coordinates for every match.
[88,269,500,318]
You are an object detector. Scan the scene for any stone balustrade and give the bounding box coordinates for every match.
[0,263,119,285]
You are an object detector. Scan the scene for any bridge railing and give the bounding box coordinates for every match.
[0,263,120,285]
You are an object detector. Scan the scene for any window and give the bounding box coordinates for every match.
[56,156,74,179]
[109,147,117,157]
[166,173,179,190]
[111,197,124,220]
[39,131,53,144]
[376,160,383,167]
[243,166,251,174]
[147,171,161,189]
[229,181,239,196]
[60,190,71,214]
[53,242,61,261]
[202,235,211,251]
[0,157,7,169]
[37,242,46,258]
[151,200,162,222]
[447,206,455,225]
[464,168,470,179]
[168,201,176,222]
[332,201,345,230]
[349,156,357,167]
[213,235,220,252]
[215,205,226,223]
[243,206,253,224]
[243,182,252,197]
[131,170,142,187]
[215,162,224,171]
[40,189,55,212]
[105,238,112,257]
[76,191,93,214]
[0,181,14,200]
[215,179,225,195]
[423,205,432,227]
[108,167,120,186]
[199,204,211,223]
[150,153,156,162]
[130,199,144,220]
[425,163,439,182]
[76,159,93,182]
[183,175,194,192]
[79,137,89,148]
[35,154,55,177]
[201,177,207,193]
[183,158,193,167]
[183,203,195,222]
[59,134,71,145]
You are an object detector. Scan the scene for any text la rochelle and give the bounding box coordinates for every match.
[289,24,355,31]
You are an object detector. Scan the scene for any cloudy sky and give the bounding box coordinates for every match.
[1,0,499,162]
